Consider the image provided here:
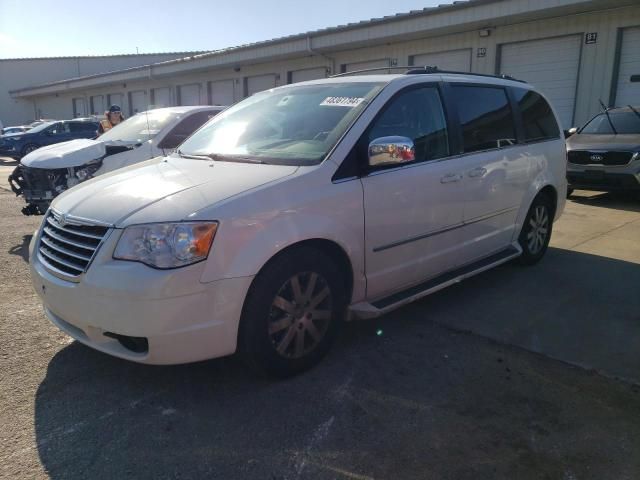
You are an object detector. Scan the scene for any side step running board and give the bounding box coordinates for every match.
[349,245,522,319]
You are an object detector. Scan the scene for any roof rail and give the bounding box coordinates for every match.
[330,65,414,77]
[405,65,527,83]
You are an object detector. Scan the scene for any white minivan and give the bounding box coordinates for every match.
[29,70,567,377]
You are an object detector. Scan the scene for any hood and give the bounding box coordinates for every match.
[21,139,105,168]
[567,133,640,152]
[51,156,298,226]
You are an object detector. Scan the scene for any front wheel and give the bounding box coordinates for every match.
[238,247,346,378]
[21,144,39,157]
[517,193,553,265]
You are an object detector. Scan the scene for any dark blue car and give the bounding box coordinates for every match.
[0,119,99,159]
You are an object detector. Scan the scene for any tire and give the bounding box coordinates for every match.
[566,187,574,198]
[238,247,347,378]
[21,144,39,157]
[517,193,554,266]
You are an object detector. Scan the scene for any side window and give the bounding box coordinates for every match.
[68,122,89,133]
[451,85,516,152]
[513,88,560,142]
[367,86,449,162]
[159,111,216,149]
[48,123,70,135]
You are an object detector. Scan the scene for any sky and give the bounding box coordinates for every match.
[0,0,446,58]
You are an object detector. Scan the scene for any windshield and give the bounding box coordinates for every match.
[99,110,179,143]
[178,82,385,165]
[27,121,56,134]
[580,110,640,134]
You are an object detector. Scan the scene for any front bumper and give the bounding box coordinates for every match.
[29,233,254,365]
[566,171,640,191]
[0,144,18,156]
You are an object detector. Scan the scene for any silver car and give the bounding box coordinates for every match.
[566,106,640,195]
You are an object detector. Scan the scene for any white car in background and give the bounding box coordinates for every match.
[9,106,224,215]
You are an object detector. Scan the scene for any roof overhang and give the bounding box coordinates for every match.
[10,0,636,98]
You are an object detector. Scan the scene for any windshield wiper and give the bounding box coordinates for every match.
[628,105,640,122]
[206,153,267,164]
[177,150,211,160]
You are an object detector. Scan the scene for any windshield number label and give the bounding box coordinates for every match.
[320,97,364,107]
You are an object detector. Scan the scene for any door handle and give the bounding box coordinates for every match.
[440,173,463,184]
[468,167,488,178]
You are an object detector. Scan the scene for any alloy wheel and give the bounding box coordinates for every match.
[268,271,333,359]
[527,205,549,254]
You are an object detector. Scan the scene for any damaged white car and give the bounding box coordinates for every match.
[9,106,224,215]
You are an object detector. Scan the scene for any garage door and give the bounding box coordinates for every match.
[151,87,172,108]
[129,90,148,115]
[614,26,640,107]
[343,59,390,74]
[178,84,202,105]
[411,49,472,72]
[90,95,105,115]
[289,67,327,83]
[209,80,234,106]
[246,74,277,96]
[73,98,87,117]
[107,93,124,110]
[499,35,581,128]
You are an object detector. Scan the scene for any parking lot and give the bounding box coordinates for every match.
[0,156,639,479]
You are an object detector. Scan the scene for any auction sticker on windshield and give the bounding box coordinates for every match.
[320,97,365,107]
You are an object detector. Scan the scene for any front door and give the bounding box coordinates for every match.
[361,85,465,300]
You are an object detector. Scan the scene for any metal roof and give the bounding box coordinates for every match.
[0,51,207,62]
[10,0,633,96]
[9,0,498,94]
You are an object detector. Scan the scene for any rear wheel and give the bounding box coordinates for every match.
[517,193,554,265]
[239,247,346,378]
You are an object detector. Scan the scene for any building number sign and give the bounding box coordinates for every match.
[585,32,598,44]
[477,47,487,58]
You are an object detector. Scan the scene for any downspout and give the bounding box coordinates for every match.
[306,35,335,76]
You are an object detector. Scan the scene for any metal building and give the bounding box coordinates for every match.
[3,0,640,129]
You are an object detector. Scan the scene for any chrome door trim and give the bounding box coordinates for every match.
[372,206,519,253]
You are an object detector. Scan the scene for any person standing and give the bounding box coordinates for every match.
[97,105,124,135]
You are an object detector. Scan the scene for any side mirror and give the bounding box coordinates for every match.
[565,127,578,138]
[368,136,415,167]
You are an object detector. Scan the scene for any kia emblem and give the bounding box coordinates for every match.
[590,154,603,162]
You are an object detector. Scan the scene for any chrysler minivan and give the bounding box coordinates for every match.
[30,70,567,376]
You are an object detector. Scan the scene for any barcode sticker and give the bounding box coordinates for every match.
[320,96,365,107]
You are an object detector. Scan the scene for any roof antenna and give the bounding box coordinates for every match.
[598,99,609,111]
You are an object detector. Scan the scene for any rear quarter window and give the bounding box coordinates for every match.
[513,89,560,142]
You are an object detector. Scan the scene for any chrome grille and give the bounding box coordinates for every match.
[38,211,109,278]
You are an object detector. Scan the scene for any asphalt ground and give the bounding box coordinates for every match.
[0,160,639,479]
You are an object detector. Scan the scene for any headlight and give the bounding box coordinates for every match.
[113,222,218,268]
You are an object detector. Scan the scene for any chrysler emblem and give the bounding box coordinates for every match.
[590,154,603,162]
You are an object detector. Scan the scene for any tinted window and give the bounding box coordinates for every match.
[69,122,97,133]
[47,123,70,135]
[368,86,449,162]
[451,86,516,152]
[160,111,218,149]
[513,89,560,142]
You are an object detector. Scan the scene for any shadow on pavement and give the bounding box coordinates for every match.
[405,246,640,385]
[33,247,640,479]
[8,234,32,263]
